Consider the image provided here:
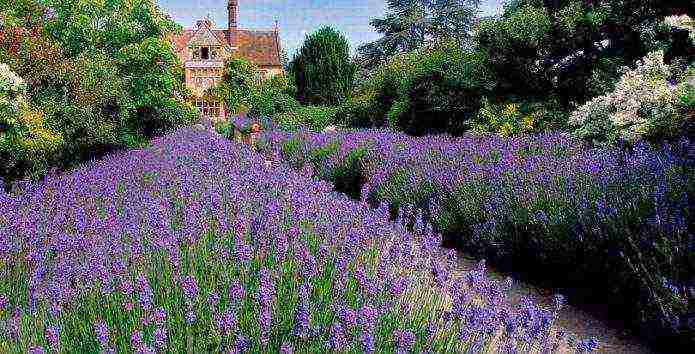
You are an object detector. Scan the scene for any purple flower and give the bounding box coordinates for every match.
[28,346,45,354]
[359,305,378,332]
[185,309,197,324]
[216,308,236,336]
[207,291,220,308]
[235,243,253,264]
[553,294,565,312]
[0,295,7,312]
[45,324,60,349]
[153,307,167,326]
[234,335,251,352]
[360,330,376,354]
[328,322,347,351]
[93,321,109,347]
[337,306,357,329]
[293,301,311,339]
[393,329,416,352]
[228,280,245,305]
[279,342,293,354]
[120,279,134,296]
[153,326,167,349]
[258,306,272,336]
[390,276,410,297]
[131,330,144,347]
[577,337,600,352]
[181,275,199,301]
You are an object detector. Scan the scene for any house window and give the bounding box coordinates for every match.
[201,47,209,60]
[195,99,221,118]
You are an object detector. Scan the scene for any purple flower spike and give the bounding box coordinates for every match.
[153,326,167,349]
[153,307,167,326]
[94,321,109,347]
[216,308,236,336]
[279,342,294,354]
[553,294,565,312]
[207,291,220,308]
[228,280,245,304]
[185,309,197,324]
[394,329,416,352]
[577,337,600,352]
[45,324,60,349]
[360,330,376,354]
[181,275,199,301]
[293,301,311,339]
[28,346,45,354]
[131,329,144,347]
[329,322,347,351]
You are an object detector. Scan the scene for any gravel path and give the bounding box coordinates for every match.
[455,253,653,354]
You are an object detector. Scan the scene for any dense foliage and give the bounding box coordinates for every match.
[357,0,481,70]
[0,128,599,352]
[258,129,695,349]
[570,50,694,143]
[0,0,197,187]
[274,106,339,132]
[347,0,694,139]
[338,42,496,135]
[477,0,694,106]
[289,26,356,106]
[213,57,299,119]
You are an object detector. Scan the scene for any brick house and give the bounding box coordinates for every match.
[168,0,284,121]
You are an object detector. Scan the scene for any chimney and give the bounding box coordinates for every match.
[227,0,238,45]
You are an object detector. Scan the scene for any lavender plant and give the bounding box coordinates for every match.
[0,128,596,352]
[257,128,694,344]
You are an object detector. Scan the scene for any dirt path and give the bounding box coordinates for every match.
[455,253,653,354]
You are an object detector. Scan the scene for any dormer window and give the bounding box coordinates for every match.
[201,47,210,60]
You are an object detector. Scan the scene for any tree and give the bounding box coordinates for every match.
[476,0,695,106]
[0,0,195,184]
[212,57,299,119]
[289,26,356,106]
[357,0,481,70]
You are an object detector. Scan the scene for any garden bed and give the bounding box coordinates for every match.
[0,128,600,352]
[256,128,695,352]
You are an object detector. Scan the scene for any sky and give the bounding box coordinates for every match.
[156,0,506,57]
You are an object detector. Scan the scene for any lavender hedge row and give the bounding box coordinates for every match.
[0,128,596,352]
[256,128,695,346]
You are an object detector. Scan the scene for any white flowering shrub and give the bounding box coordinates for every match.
[1,63,62,178]
[0,63,28,119]
[663,14,695,44]
[569,51,690,143]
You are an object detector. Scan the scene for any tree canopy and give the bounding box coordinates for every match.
[0,0,196,185]
[289,26,356,106]
[357,0,481,70]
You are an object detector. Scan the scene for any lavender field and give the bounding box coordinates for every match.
[0,128,602,352]
[257,128,695,347]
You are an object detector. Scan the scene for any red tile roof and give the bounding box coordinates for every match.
[168,28,282,67]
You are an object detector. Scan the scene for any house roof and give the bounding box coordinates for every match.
[168,28,282,67]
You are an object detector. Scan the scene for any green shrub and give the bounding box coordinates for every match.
[570,51,691,143]
[289,26,356,106]
[1,63,63,181]
[338,43,495,135]
[471,97,568,136]
[214,59,299,119]
[274,106,339,132]
[0,1,195,185]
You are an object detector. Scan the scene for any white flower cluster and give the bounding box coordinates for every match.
[663,14,695,44]
[570,51,689,142]
[0,63,26,96]
[1,63,28,120]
